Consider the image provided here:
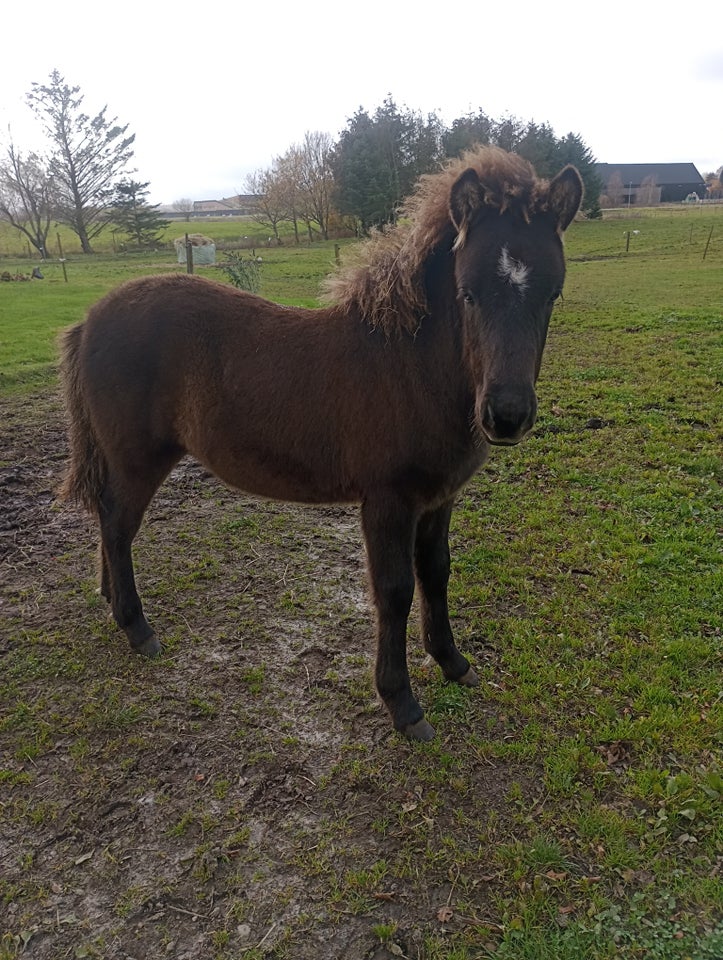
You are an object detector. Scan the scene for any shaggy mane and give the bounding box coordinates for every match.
[323,146,549,334]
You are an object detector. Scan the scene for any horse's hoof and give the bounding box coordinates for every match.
[131,633,161,659]
[404,718,436,741]
[457,666,479,688]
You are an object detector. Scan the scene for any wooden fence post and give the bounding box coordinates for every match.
[57,233,68,283]
[702,226,713,261]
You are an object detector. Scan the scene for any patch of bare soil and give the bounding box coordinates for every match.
[1,393,517,960]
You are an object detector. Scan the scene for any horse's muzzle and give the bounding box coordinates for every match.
[478,388,538,446]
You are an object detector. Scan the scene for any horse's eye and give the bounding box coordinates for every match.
[549,288,563,305]
[460,289,475,305]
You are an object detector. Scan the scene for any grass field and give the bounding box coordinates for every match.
[0,214,308,260]
[0,209,721,959]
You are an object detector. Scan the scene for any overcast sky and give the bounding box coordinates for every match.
[2,0,721,204]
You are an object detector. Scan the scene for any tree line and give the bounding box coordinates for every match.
[246,98,603,241]
[1,72,609,256]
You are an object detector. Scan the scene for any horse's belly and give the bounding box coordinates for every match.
[186,416,485,509]
[196,446,360,506]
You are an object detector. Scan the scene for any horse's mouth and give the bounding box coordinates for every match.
[481,426,531,447]
[486,433,526,447]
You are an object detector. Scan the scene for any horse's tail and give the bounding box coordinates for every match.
[58,323,106,514]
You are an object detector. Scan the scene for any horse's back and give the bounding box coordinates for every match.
[75,274,365,500]
[80,274,279,398]
[82,273,260,358]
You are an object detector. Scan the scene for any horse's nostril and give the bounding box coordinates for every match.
[482,402,498,434]
[479,394,537,445]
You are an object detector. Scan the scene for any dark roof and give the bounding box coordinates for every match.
[596,163,704,186]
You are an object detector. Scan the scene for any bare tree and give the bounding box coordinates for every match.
[172,198,195,221]
[704,169,723,199]
[638,175,659,206]
[244,167,288,242]
[0,141,55,256]
[605,171,625,207]
[244,133,339,245]
[294,131,335,240]
[273,150,304,244]
[26,70,135,253]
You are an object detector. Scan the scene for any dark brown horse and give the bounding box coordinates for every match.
[60,147,582,740]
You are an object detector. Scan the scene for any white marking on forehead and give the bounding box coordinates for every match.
[498,245,530,295]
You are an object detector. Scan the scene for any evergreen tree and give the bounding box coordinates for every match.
[332,98,443,233]
[514,122,560,175]
[110,180,169,247]
[442,110,494,157]
[444,110,601,218]
[553,133,602,218]
[330,109,383,232]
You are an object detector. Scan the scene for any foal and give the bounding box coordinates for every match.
[60,147,582,739]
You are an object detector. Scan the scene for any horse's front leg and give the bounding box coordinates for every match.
[415,501,478,688]
[361,494,434,741]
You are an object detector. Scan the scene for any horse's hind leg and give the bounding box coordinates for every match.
[414,501,478,688]
[98,543,111,601]
[98,457,177,657]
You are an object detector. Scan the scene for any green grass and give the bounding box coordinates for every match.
[1,207,721,958]
[0,212,306,259]
[0,240,347,395]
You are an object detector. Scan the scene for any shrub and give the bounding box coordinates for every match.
[220,251,261,293]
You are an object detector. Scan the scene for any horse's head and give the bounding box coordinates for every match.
[449,162,583,446]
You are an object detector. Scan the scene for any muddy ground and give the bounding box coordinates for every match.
[1,393,522,960]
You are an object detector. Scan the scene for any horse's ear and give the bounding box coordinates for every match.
[548,165,584,232]
[450,168,484,246]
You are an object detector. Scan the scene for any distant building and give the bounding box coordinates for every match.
[596,163,706,205]
[192,195,258,216]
